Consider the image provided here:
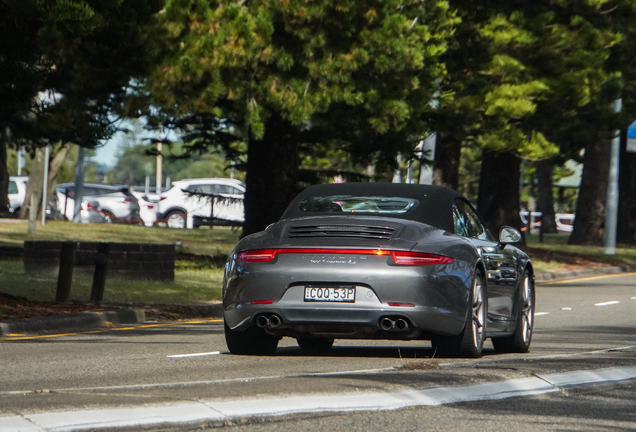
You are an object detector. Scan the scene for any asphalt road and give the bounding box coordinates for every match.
[1,273,635,431]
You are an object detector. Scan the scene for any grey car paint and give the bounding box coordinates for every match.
[222,183,533,355]
[223,215,528,339]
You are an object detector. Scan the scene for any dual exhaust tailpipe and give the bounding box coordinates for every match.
[380,317,410,332]
[256,314,282,330]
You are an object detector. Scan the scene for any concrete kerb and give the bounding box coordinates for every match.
[534,264,636,282]
[0,309,146,337]
[1,263,634,338]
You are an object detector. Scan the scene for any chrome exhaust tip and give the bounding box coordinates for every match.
[395,319,409,331]
[256,315,270,328]
[380,317,395,331]
[268,314,282,329]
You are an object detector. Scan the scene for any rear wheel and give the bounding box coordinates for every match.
[297,337,334,351]
[166,211,186,229]
[492,269,535,353]
[224,321,279,355]
[432,269,487,358]
[102,211,115,223]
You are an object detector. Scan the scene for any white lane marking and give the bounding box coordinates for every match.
[167,351,222,358]
[7,366,636,432]
[594,301,620,307]
[561,308,572,311]
[632,297,636,300]
[4,345,636,397]
[535,312,549,316]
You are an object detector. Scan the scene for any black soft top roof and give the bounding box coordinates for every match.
[281,183,466,232]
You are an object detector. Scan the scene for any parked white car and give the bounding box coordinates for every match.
[8,176,28,216]
[157,178,245,229]
[129,189,158,227]
[56,183,140,224]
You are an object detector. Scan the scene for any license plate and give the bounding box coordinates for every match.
[304,286,355,303]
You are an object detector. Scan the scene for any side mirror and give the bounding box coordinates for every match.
[499,226,522,245]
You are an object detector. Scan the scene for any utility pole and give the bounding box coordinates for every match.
[17,147,26,176]
[73,146,86,223]
[156,128,162,195]
[41,146,50,226]
[604,98,622,255]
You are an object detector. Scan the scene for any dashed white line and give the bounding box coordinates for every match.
[594,301,620,307]
[561,308,572,311]
[535,312,549,316]
[167,351,222,358]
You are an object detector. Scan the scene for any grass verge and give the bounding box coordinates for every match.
[0,221,238,306]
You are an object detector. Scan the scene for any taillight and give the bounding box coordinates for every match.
[121,198,132,204]
[234,248,452,265]
[159,196,167,201]
[235,249,279,262]
[390,251,453,265]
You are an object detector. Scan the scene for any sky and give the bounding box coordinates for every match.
[92,134,121,167]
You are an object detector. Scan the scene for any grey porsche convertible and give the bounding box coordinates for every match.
[222,183,535,358]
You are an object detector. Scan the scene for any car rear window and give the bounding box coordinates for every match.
[298,195,418,214]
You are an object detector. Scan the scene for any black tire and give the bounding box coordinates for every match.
[297,337,334,351]
[432,269,487,358]
[224,321,279,355]
[492,269,535,353]
[166,211,186,229]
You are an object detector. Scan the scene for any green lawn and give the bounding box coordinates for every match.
[0,221,239,304]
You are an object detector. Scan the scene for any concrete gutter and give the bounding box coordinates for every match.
[0,309,145,337]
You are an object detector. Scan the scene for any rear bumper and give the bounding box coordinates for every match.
[224,303,465,338]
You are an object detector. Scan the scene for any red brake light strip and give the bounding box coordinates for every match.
[235,248,453,265]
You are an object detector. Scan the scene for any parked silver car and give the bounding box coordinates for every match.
[56,183,142,224]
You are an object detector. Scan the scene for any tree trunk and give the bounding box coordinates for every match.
[476,149,523,240]
[536,159,557,233]
[432,133,462,190]
[243,114,299,236]
[568,136,611,245]
[0,127,10,217]
[20,144,71,221]
[617,127,636,244]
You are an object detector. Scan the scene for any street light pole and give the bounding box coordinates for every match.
[156,128,162,196]
[41,145,50,226]
[604,98,622,255]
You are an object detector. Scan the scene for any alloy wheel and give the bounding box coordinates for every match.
[521,274,534,344]
[471,274,485,349]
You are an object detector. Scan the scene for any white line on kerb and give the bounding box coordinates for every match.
[535,312,550,316]
[167,351,222,358]
[594,301,620,307]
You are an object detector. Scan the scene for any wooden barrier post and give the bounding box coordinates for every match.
[90,242,111,304]
[56,241,76,302]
